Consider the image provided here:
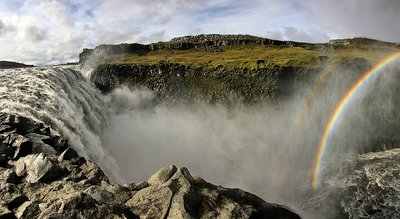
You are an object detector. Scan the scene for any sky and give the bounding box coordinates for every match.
[0,0,399,65]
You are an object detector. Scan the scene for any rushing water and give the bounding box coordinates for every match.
[0,66,399,218]
[0,66,120,180]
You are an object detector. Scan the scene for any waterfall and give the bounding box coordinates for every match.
[0,66,120,180]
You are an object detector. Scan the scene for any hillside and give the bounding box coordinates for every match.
[0,61,34,69]
[81,35,399,68]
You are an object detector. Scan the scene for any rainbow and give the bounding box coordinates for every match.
[312,52,400,189]
[283,61,336,153]
[272,60,336,177]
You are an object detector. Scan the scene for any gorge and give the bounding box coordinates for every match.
[1,34,400,218]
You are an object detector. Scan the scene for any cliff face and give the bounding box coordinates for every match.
[83,34,396,104]
[90,58,371,104]
[0,112,300,218]
[91,63,316,104]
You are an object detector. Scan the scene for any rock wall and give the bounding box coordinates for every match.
[0,112,301,218]
[89,55,372,105]
[91,63,322,104]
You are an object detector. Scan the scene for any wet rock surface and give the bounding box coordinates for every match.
[0,112,301,218]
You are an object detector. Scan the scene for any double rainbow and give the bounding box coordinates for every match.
[312,51,400,189]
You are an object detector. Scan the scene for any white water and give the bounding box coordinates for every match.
[0,66,120,180]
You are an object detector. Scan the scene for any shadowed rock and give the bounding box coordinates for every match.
[126,165,301,219]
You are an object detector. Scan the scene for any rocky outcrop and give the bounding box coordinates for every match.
[91,62,323,104]
[0,112,301,218]
[90,57,371,104]
[0,61,34,69]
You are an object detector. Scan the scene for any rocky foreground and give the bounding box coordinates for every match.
[0,112,300,218]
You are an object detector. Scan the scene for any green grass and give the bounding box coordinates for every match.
[105,44,399,69]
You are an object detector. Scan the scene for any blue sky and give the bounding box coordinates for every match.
[0,0,399,65]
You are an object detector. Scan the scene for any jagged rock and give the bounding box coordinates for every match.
[126,186,173,218]
[15,153,64,183]
[147,164,177,186]
[0,113,300,218]
[15,201,40,218]
[8,115,44,135]
[42,135,68,154]
[58,147,79,162]
[0,183,28,210]
[125,165,300,219]
[124,181,149,191]
[38,192,97,218]
[79,160,108,185]
[25,133,57,155]
[83,185,114,203]
[11,135,33,160]
[0,169,18,184]
[99,181,132,204]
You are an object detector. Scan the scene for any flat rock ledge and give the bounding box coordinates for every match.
[0,112,300,219]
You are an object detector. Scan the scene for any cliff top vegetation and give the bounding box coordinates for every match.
[81,35,400,69]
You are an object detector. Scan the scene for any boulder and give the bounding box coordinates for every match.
[125,165,301,219]
[147,164,177,186]
[126,186,173,218]
[79,161,108,185]
[15,153,63,183]
[58,147,79,162]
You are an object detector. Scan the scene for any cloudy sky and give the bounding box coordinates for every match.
[0,0,399,65]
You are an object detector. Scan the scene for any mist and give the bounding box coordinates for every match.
[98,60,400,215]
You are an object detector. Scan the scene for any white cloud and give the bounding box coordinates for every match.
[17,16,47,43]
[303,0,400,42]
[33,0,74,28]
[266,27,332,43]
[0,0,399,64]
